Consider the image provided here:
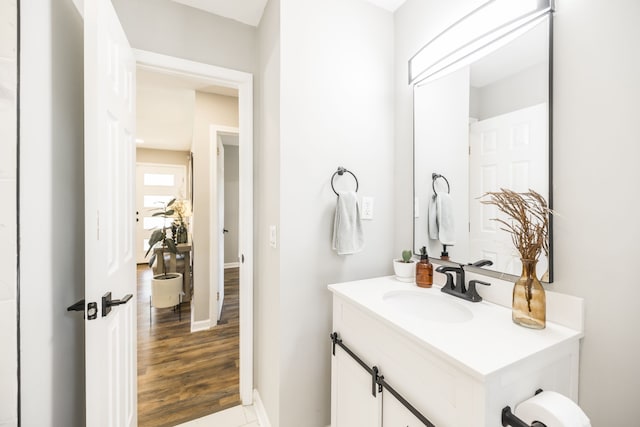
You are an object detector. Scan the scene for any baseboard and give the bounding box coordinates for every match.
[253,389,272,427]
[190,318,211,333]
[224,262,240,269]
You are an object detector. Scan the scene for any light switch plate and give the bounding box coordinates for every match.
[361,196,374,220]
[269,225,277,248]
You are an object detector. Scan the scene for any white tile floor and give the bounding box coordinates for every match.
[174,405,259,427]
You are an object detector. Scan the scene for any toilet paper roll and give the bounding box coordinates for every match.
[514,391,591,427]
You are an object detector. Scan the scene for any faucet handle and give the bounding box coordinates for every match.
[435,265,455,290]
[467,279,491,302]
[469,259,494,268]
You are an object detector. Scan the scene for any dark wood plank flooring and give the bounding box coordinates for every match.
[137,265,240,427]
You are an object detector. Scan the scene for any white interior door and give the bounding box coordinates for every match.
[217,138,225,320]
[135,163,186,263]
[469,103,548,276]
[84,1,137,425]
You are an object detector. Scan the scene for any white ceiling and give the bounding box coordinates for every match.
[136,67,238,152]
[171,0,407,26]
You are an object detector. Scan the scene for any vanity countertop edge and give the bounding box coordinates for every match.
[328,275,584,382]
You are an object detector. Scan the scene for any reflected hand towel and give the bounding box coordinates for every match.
[436,192,456,245]
[332,191,364,255]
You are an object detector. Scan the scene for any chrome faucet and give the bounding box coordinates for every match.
[436,260,493,302]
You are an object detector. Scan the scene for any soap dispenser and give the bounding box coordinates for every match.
[416,246,433,288]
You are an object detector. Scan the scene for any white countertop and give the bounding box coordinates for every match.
[328,276,584,381]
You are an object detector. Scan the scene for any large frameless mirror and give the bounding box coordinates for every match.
[412,5,554,282]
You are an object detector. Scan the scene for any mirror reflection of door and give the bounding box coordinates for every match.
[469,103,548,276]
[135,164,186,263]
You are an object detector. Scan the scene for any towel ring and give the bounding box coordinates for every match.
[432,173,450,195]
[331,166,359,196]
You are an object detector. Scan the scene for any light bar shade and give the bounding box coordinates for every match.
[409,0,553,85]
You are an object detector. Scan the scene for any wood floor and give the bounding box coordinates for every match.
[137,265,241,427]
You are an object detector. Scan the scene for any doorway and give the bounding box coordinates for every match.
[135,163,187,263]
[134,50,254,420]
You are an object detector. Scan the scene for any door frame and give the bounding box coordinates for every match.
[209,125,239,326]
[134,49,254,405]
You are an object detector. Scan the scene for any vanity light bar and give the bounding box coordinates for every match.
[409,0,554,85]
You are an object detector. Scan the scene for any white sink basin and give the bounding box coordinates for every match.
[382,289,473,323]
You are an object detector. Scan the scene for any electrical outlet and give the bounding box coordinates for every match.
[361,196,374,220]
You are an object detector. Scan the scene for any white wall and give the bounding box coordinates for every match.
[256,0,281,423]
[278,0,394,425]
[395,0,640,424]
[0,0,18,425]
[19,0,86,425]
[112,0,257,74]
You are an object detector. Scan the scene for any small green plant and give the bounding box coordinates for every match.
[401,250,413,263]
[145,199,178,277]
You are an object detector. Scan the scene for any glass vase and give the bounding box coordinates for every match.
[512,258,546,329]
[177,224,188,244]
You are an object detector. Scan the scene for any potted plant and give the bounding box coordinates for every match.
[146,199,183,288]
[481,188,550,329]
[393,250,416,282]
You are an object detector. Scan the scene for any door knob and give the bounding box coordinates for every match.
[101,292,133,317]
[223,229,229,234]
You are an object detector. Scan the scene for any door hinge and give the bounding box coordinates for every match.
[217,292,220,301]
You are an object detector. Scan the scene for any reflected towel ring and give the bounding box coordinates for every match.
[331,167,359,196]
[432,173,450,195]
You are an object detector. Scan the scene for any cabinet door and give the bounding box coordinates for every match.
[331,348,381,427]
[382,392,426,427]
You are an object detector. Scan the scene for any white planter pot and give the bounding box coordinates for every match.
[151,272,184,306]
[393,260,416,282]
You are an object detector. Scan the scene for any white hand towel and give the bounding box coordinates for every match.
[428,196,438,240]
[436,192,456,245]
[332,191,364,255]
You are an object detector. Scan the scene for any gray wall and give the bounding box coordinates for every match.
[223,145,239,264]
[20,0,85,425]
[278,0,395,424]
[471,63,548,120]
[0,0,18,424]
[395,0,640,424]
[256,0,281,423]
[191,92,239,321]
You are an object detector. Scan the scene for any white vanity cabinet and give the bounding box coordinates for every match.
[331,347,381,426]
[382,393,425,426]
[329,277,584,427]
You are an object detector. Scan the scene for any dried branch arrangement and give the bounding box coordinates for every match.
[480,189,550,261]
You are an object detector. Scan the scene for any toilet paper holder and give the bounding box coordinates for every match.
[502,389,547,427]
